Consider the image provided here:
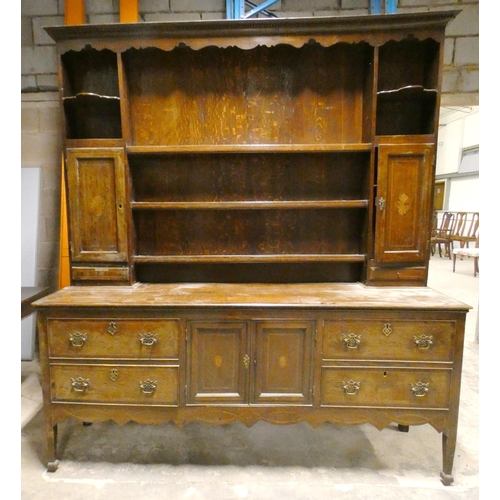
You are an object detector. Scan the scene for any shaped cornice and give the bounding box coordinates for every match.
[45,10,459,54]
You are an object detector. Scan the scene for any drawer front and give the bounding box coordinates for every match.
[48,319,180,359]
[50,364,179,405]
[320,367,451,408]
[323,319,455,361]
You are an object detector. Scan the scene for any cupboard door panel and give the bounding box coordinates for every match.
[188,322,248,404]
[375,144,433,262]
[253,321,313,404]
[66,148,128,263]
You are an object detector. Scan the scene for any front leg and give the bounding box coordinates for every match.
[440,430,457,486]
[45,421,59,472]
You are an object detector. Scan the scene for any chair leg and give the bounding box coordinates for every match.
[452,253,456,272]
[474,257,478,277]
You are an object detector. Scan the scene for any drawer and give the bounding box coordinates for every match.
[320,367,451,408]
[50,364,179,405]
[48,319,180,359]
[323,319,455,361]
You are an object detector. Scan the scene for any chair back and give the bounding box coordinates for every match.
[437,211,455,236]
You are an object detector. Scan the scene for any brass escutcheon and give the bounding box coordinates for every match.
[342,333,361,349]
[109,368,119,381]
[414,334,433,350]
[411,382,429,397]
[71,377,89,392]
[243,354,250,369]
[107,322,118,335]
[69,331,87,347]
[382,323,393,336]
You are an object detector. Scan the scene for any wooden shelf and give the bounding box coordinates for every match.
[127,144,373,155]
[134,254,366,264]
[131,200,369,210]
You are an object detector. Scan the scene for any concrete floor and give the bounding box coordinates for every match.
[21,255,479,499]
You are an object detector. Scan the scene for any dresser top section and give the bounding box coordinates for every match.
[33,283,470,311]
[45,10,459,52]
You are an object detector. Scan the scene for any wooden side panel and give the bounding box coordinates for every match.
[188,322,248,404]
[66,148,128,263]
[253,321,313,404]
[375,144,433,262]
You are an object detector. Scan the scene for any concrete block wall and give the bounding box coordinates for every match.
[20,0,479,288]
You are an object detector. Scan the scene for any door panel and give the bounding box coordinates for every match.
[375,144,434,262]
[66,148,128,262]
[252,321,314,404]
[188,321,248,404]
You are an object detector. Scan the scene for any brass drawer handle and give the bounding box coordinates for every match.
[342,380,360,395]
[69,331,87,347]
[411,382,429,397]
[139,379,157,394]
[414,335,433,350]
[140,332,158,347]
[71,377,89,392]
[342,333,361,349]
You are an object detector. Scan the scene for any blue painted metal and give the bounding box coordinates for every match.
[370,0,382,15]
[370,1,397,15]
[385,0,397,14]
[242,0,279,19]
[226,0,279,19]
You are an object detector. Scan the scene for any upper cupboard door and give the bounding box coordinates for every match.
[66,148,128,262]
[375,144,434,263]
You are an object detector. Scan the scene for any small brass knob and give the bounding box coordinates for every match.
[71,377,89,392]
[342,333,361,349]
[69,331,87,347]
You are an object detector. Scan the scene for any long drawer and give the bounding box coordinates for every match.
[48,319,180,359]
[50,363,179,405]
[320,367,452,408]
[323,319,455,362]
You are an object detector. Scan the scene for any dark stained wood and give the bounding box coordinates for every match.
[21,286,50,319]
[37,12,468,485]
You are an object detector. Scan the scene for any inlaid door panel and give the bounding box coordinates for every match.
[375,144,434,262]
[252,321,314,404]
[188,321,248,404]
[66,148,128,263]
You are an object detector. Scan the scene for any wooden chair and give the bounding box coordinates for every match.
[452,212,479,249]
[449,212,467,252]
[431,211,455,258]
[452,235,479,277]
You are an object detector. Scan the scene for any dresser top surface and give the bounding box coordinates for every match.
[33,283,470,311]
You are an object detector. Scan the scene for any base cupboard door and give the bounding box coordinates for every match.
[187,321,249,404]
[252,321,314,405]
